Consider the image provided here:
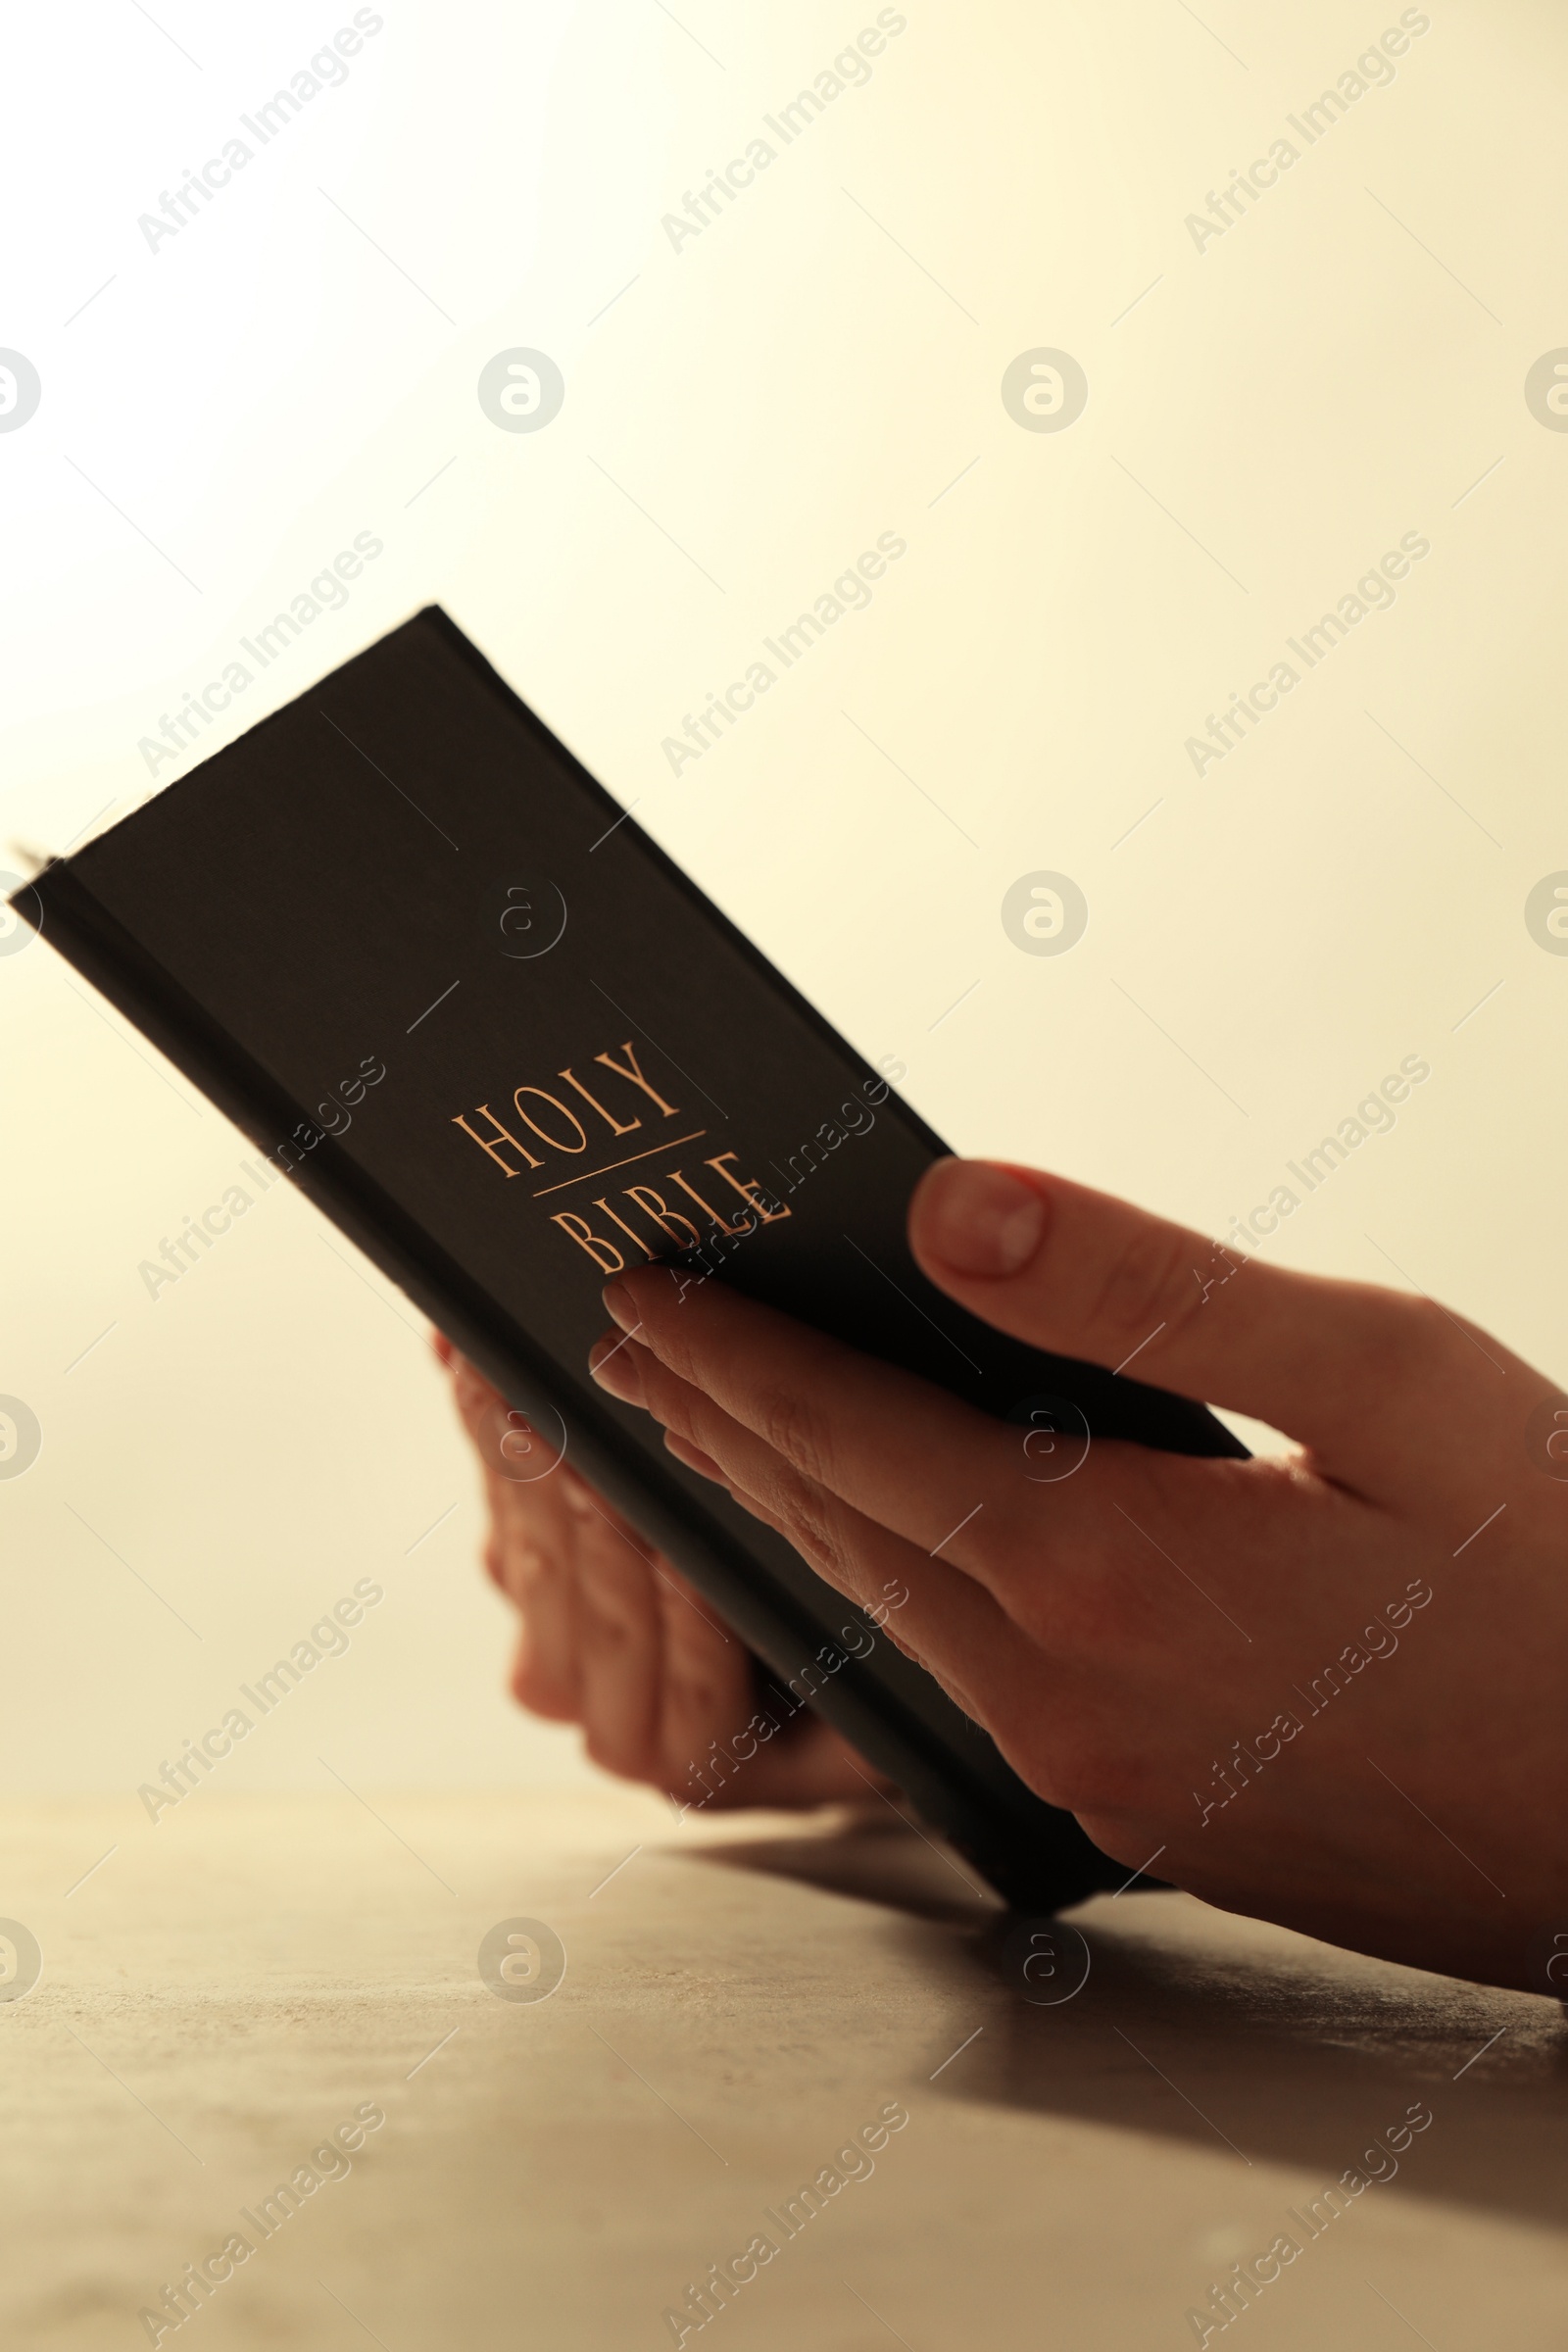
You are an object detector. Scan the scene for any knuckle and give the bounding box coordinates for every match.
[772,1489,854,1589]
[1310,1286,1456,1404]
[561,1470,596,1519]
[583,1722,657,1784]
[509,1654,546,1710]
[1384,1290,1463,1372]
[510,1540,559,1597]
[757,1386,835,1488]
[574,1544,654,1628]
[575,1585,641,1643]
[1090,1222,1205,1360]
[509,1651,575,1723]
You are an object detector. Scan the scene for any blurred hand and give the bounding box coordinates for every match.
[584,1156,1568,1991]
[435,1337,886,1812]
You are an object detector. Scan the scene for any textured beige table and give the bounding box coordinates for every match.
[5,1788,1567,2349]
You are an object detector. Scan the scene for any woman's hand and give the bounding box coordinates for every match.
[584,1157,1568,1990]
[436,1339,884,1812]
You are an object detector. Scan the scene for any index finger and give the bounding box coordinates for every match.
[600,1265,1174,1582]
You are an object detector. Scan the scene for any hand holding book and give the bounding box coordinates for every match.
[439,1335,884,1814]
[579,1154,1568,1994]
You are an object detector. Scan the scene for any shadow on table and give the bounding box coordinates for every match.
[694,1812,1568,2235]
[692,1804,994,1926]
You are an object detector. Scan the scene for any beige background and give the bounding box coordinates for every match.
[4,6,1568,2349]
[2,3,1564,1798]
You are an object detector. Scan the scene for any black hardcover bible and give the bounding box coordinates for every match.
[16,608,1245,1910]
